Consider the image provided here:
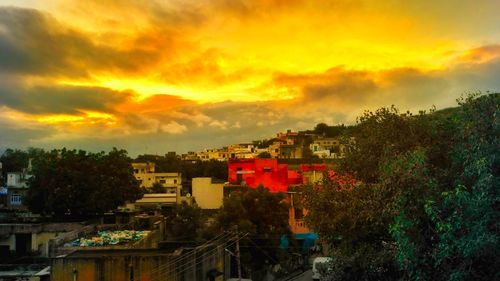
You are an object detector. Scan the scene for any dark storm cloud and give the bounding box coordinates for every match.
[302,73,377,103]
[0,7,160,78]
[0,79,130,114]
[270,67,377,107]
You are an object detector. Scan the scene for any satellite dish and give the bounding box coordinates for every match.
[186,193,191,198]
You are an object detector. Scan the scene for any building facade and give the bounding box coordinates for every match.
[132,162,182,194]
[192,178,224,209]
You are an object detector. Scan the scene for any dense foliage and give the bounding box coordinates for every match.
[303,93,499,281]
[313,123,349,138]
[25,148,142,217]
[0,148,45,182]
[166,201,203,241]
[213,186,293,279]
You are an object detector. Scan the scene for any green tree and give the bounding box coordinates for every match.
[166,201,203,241]
[215,186,293,278]
[1,148,29,181]
[340,106,433,184]
[314,123,348,137]
[297,93,498,281]
[303,177,401,281]
[304,105,436,280]
[26,148,142,217]
[391,93,500,281]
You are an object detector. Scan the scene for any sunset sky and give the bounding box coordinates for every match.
[0,0,499,155]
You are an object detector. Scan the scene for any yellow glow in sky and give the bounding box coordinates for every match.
[0,0,499,153]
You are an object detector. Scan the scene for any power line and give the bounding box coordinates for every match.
[146,231,234,279]
[148,233,248,281]
[146,231,239,281]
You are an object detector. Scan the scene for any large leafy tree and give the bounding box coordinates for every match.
[303,93,499,281]
[166,201,203,241]
[340,106,433,184]
[0,147,45,181]
[392,93,500,281]
[214,186,292,279]
[26,148,142,217]
[303,107,435,280]
[303,177,401,280]
[0,149,28,180]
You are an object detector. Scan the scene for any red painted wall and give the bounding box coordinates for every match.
[228,159,343,192]
[228,158,289,192]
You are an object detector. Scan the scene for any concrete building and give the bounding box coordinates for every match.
[192,178,224,209]
[310,137,347,159]
[134,193,178,210]
[276,129,299,144]
[228,143,257,159]
[0,264,50,281]
[198,148,232,161]
[227,158,291,193]
[278,144,303,159]
[1,161,32,210]
[268,140,287,159]
[0,223,87,257]
[51,244,226,281]
[132,162,182,194]
[299,164,329,185]
[181,151,200,161]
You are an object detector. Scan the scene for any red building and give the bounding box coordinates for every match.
[227,158,291,192]
[227,159,335,192]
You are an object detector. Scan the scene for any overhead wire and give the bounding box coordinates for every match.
[146,231,240,281]
[145,231,234,279]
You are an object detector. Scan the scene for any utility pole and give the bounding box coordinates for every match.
[236,228,242,281]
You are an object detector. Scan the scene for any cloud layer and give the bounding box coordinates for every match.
[0,1,499,155]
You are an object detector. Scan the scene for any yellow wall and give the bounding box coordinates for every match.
[192,178,223,209]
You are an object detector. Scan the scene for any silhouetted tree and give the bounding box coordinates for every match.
[26,148,142,217]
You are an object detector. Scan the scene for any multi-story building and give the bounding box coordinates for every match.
[227,158,300,193]
[181,151,199,161]
[310,137,345,158]
[268,140,287,158]
[132,163,182,195]
[276,129,299,144]
[228,143,257,159]
[1,160,32,210]
[197,148,234,161]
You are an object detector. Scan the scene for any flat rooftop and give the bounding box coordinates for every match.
[61,248,179,258]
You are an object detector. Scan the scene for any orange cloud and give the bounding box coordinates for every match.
[0,1,499,154]
[458,44,500,64]
[116,94,196,114]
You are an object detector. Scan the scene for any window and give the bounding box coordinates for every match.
[10,194,22,205]
[174,179,177,184]
[264,167,271,172]
[159,179,166,184]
